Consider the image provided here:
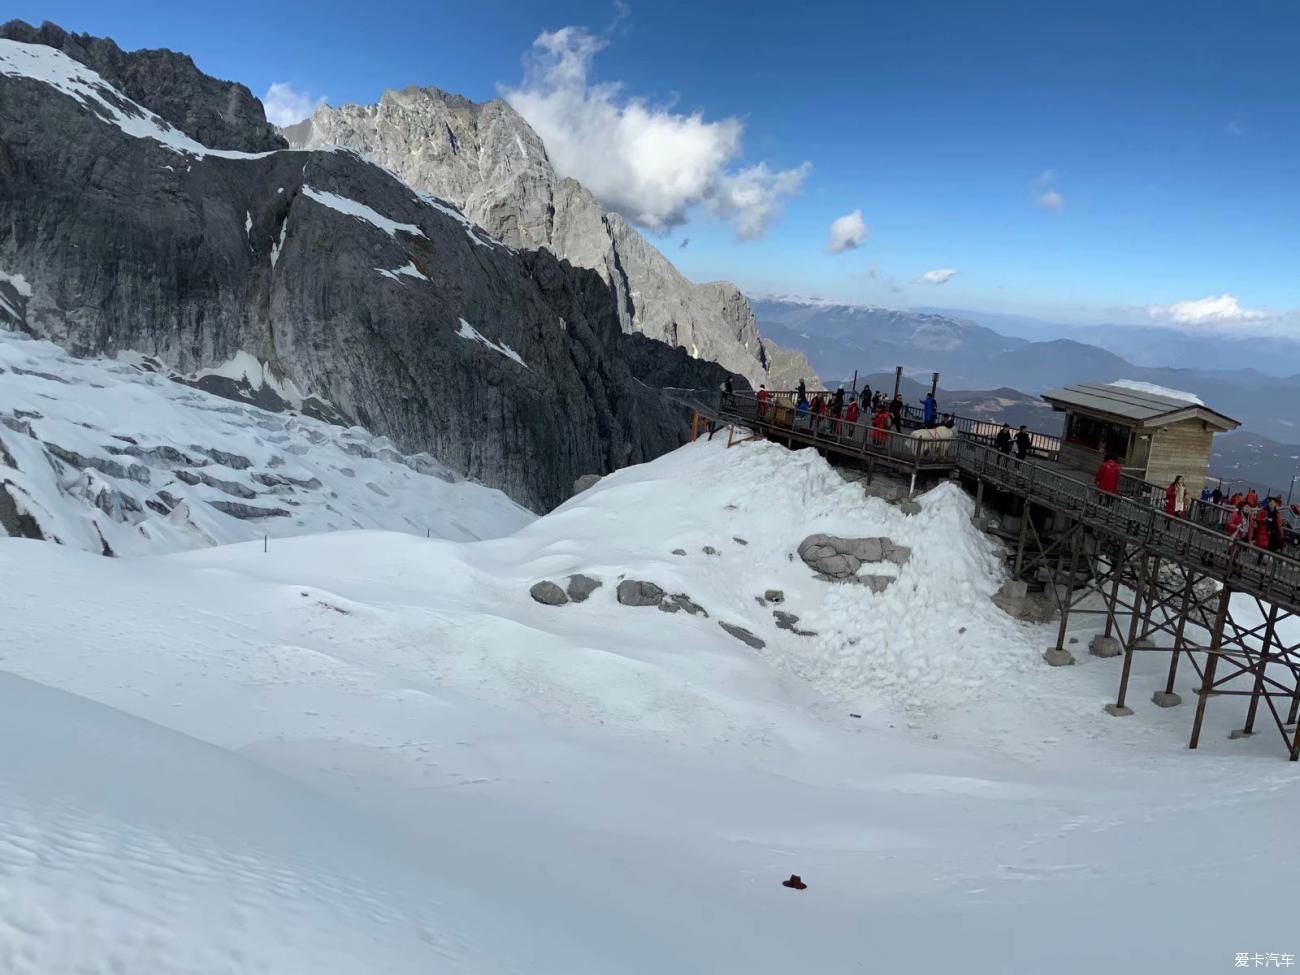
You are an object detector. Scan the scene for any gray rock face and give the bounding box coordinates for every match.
[719,622,765,650]
[565,574,602,603]
[286,88,770,386]
[0,31,728,512]
[617,580,666,607]
[1,20,285,153]
[573,474,602,496]
[530,581,569,606]
[798,534,911,581]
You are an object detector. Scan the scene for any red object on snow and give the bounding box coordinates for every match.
[782,874,807,890]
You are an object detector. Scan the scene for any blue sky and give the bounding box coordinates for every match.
[11,0,1299,327]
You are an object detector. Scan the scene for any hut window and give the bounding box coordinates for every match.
[1065,413,1130,456]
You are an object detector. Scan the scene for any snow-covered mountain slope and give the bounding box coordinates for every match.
[1,436,1295,971]
[0,330,532,554]
[285,89,771,386]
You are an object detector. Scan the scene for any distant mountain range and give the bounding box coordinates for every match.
[920,306,1295,377]
[751,297,1300,444]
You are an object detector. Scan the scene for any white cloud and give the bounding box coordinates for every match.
[826,209,867,254]
[262,83,326,127]
[1033,170,1064,211]
[1148,293,1269,327]
[920,268,958,285]
[502,27,809,238]
[1035,189,1064,211]
[1226,119,1244,136]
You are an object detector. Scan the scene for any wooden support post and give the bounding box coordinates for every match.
[1110,552,1151,714]
[1240,603,1280,737]
[1160,571,1198,699]
[1052,525,1081,652]
[1102,546,1125,639]
[892,366,902,400]
[974,478,985,520]
[690,410,700,442]
[930,372,939,397]
[1189,585,1233,750]
[1013,505,1030,578]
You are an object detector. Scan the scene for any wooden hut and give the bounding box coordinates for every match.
[1041,383,1239,492]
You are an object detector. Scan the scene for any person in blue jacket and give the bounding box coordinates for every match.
[921,392,938,427]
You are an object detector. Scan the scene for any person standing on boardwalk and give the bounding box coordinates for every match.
[796,378,807,403]
[1014,425,1032,460]
[995,424,1013,455]
[1095,454,1122,504]
[921,392,938,427]
[844,394,861,439]
[1257,496,1285,553]
[1165,475,1188,517]
[889,394,904,432]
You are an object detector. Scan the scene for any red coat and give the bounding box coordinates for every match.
[1256,507,1284,550]
[845,402,860,425]
[1095,459,1122,495]
[1226,509,1251,542]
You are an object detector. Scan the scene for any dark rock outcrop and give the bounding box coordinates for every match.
[617,580,666,607]
[565,574,602,603]
[530,581,569,606]
[0,28,728,511]
[719,622,765,650]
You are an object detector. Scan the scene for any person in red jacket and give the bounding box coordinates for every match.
[755,384,770,420]
[1245,488,1259,507]
[872,405,889,446]
[1256,496,1285,553]
[1226,501,1254,543]
[843,395,860,439]
[1095,454,1122,503]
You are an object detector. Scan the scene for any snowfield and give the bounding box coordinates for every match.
[0,429,1297,973]
[0,330,531,554]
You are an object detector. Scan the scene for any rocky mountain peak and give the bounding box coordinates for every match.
[286,88,770,386]
[0,19,285,153]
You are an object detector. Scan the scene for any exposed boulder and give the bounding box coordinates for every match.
[530,581,569,606]
[798,534,911,581]
[671,548,687,556]
[573,474,602,496]
[565,574,602,603]
[719,622,765,650]
[658,593,707,617]
[617,580,666,607]
[764,589,785,604]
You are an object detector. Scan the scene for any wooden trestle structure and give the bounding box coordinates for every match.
[706,390,1300,760]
